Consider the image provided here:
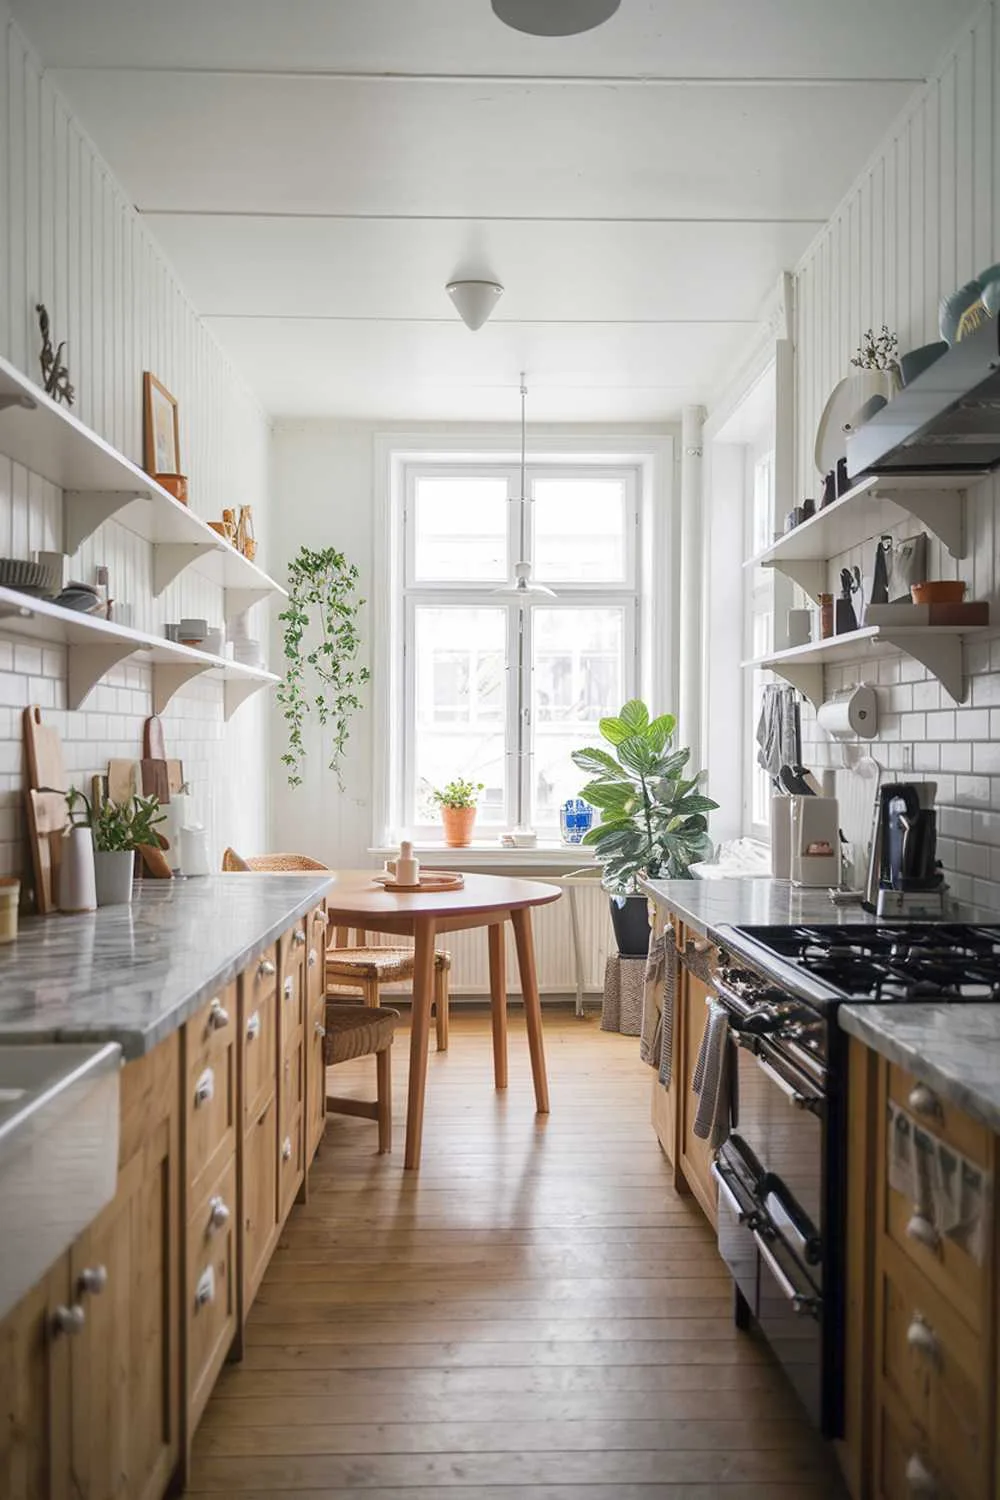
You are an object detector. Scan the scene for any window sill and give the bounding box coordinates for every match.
[368,842,597,871]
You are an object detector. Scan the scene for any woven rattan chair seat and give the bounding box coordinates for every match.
[324,1003,398,1065]
[326,946,451,981]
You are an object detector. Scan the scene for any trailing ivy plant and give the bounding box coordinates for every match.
[277,546,370,788]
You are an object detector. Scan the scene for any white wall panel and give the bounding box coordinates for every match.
[0,7,274,878]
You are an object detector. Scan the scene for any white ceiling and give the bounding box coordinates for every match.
[14,0,975,422]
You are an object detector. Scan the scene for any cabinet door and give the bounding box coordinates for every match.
[186,1156,238,1438]
[68,1109,178,1500]
[0,1259,71,1500]
[305,906,328,1166]
[678,970,718,1227]
[242,1094,278,1314]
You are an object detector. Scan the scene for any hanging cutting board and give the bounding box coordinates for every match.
[141,715,171,806]
[107,760,141,805]
[25,789,68,914]
[23,706,67,792]
[143,716,166,760]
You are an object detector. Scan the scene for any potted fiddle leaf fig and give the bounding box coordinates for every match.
[431,778,485,848]
[67,788,166,906]
[572,700,717,956]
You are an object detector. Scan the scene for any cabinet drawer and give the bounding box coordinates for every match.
[186,1154,237,1436]
[242,1095,278,1311]
[278,1108,304,1225]
[245,943,279,1006]
[241,988,277,1125]
[888,1063,989,1168]
[878,1243,987,1497]
[185,984,237,1199]
[279,963,305,1049]
[876,1398,940,1500]
[306,906,326,1011]
[884,1170,986,1332]
[306,1005,327,1165]
[280,1030,304,1138]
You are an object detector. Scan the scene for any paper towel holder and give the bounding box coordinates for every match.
[816,683,878,740]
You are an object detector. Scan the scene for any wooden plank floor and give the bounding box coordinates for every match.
[188,1010,844,1497]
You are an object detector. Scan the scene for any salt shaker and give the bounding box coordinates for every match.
[396,840,420,886]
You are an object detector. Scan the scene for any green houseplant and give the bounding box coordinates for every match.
[67,789,166,906]
[572,700,717,955]
[278,545,371,789]
[432,778,485,848]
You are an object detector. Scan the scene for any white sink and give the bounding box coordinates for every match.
[0,1042,121,1319]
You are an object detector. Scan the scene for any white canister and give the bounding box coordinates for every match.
[395,840,420,885]
[180,825,211,877]
[59,827,97,913]
[163,793,191,873]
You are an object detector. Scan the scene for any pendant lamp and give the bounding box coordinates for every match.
[492,0,620,36]
[493,375,556,598]
[446,279,504,331]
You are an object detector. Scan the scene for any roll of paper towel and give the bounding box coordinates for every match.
[816,684,878,739]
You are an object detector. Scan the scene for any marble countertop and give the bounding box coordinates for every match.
[0,874,332,1059]
[839,1003,1000,1136]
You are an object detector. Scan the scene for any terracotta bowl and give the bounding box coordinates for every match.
[910,580,966,605]
[154,473,189,504]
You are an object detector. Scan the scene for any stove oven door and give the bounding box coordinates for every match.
[712,1146,759,1318]
[754,1213,822,1428]
[731,1031,825,1242]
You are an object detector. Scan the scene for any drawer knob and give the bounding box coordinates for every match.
[52,1303,86,1336]
[194,1066,215,1107]
[208,997,230,1030]
[292,929,306,947]
[246,1010,261,1041]
[307,950,318,969]
[76,1264,107,1297]
[906,1314,941,1365]
[906,1212,941,1252]
[686,937,711,955]
[208,1196,231,1232]
[283,976,294,999]
[907,1082,943,1120]
[258,958,276,979]
[314,1020,327,1038]
[904,1453,939,1497]
[282,1136,293,1161]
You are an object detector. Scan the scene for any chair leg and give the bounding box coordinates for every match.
[434,960,450,1052]
[362,976,380,1008]
[376,1046,392,1153]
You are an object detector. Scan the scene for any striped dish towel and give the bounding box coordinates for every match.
[692,1000,732,1150]
[640,931,668,1068]
[658,938,677,1088]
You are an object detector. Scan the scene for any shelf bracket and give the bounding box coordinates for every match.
[152,543,220,598]
[874,485,967,559]
[762,661,825,709]
[67,643,137,711]
[764,558,828,602]
[224,677,271,721]
[224,587,273,624]
[64,490,150,556]
[152,662,212,715]
[879,631,967,704]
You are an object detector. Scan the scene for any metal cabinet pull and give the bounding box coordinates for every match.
[314,1020,327,1039]
[195,1267,215,1308]
[281,1136,293,1162]
[686,937,712,956]
[755,1054,822,1114]
[307,950,318,969]
[907,1082,943,1120]
[257,958,276,979]
[246,1010,261,1041]
[208,1196,231,1233]
[283,976,294,999]
[906,1212,941,1252]
[292,928,306,947]
[904,1453,939,1497]
[194,1067,215,1107]
[906,1313,941,1365]
[752,1230,819,1318]
[77,1265,107,1297]
[208,997,229,1030]
[52,1303,86,1336]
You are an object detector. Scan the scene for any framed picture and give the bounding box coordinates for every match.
[143,372,180,476]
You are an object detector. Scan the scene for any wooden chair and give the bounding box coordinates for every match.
[324,1001,397,1153]
[221,848,453,1049]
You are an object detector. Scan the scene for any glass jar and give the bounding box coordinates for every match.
[818,593,834,640]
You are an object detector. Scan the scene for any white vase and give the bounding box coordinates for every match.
[93,849,135,906]
[59,827,97,913]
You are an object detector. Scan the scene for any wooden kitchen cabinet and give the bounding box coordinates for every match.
[0,1257,71,1500]
[649,914,679,1174]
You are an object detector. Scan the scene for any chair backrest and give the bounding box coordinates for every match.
[222,847,330,873]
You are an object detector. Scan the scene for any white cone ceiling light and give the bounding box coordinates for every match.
[446,279,504,331]
[491,0,620,36]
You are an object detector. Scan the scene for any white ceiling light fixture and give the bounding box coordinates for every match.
[493,374,556,599]
[446,279,504,331]
[491,0,621,37]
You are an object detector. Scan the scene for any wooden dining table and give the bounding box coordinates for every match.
[324,871,562,1168]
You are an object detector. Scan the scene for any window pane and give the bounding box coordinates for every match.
[413,476,508,582]
[413,607,507,825]
[532,477,627,583]
[530,606,625,827]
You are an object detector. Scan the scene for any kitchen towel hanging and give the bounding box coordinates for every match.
[692,1000,732,1149]
[658,938,678,1088]
[640,929,668,1069]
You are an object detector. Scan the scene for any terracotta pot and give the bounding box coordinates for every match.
[441,805,476,847]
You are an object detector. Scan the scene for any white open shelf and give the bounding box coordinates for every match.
[0,356,286,621]
[743,622,988,707]
[745,472,982,600]
[0,586,279,718]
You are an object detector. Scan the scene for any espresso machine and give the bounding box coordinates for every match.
[863,782,946,917]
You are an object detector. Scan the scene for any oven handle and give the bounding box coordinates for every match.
[711,1161,761,1229]
[753,1229,820,1319]
[753,1050,823,1116]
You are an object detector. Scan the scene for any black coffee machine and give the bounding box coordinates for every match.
[863,782,946,917]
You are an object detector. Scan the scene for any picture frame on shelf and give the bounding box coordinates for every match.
[143,372,180,476]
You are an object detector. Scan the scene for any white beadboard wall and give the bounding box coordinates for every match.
[0,9,274,879]
[792,1,1000,908]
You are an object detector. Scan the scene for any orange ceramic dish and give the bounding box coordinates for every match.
[910,580,966,604]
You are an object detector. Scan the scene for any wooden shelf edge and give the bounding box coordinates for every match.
[743,623,986,707]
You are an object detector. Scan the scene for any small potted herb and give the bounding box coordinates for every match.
[572,700,717,956]
[67,789,166,906]
[431,778,485,848]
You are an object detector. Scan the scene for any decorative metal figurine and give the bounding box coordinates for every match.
[36,303,75,406]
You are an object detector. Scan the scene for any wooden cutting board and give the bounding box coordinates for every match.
[167,759,185,795]
[141,715,171,806]
[23,706,67,791]
[107,760,141,805]
[143,716,166,760]
[25,789,68,914]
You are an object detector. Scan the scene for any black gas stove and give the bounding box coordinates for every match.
[697,919,1000,1438]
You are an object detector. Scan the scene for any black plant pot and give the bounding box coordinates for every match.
[609,895,651,957]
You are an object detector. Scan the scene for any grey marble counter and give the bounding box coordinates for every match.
[0,874,332,1060]
[839,1003,1000,1136]
[639,876,995,941]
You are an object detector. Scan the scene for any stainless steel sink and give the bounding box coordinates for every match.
[0,1042,121,1319]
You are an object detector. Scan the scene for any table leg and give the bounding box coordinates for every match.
[488,920,508,1090]
[510,906,550,1114]
[404,918,437,1170]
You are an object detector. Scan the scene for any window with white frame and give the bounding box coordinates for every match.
[397,460,640,839]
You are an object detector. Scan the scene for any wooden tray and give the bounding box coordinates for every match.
[373,870,465,893]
